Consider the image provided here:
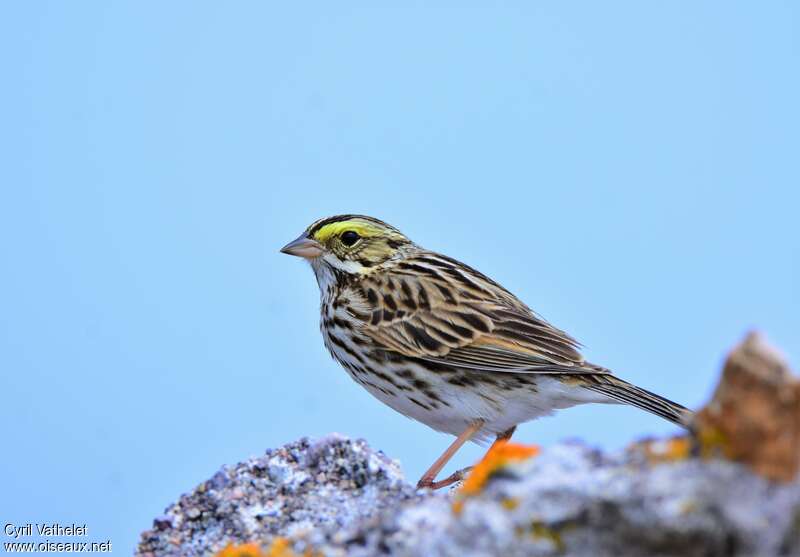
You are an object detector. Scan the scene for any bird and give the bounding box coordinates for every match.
[281,214,692,489]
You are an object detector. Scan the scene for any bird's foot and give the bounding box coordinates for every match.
[416,466,473,490]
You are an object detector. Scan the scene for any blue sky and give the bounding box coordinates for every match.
[1,2,798,554]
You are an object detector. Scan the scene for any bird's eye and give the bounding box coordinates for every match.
[340,230,361,247]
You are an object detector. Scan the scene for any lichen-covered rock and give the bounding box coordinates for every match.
[138,435,800,557]
[136,435,421,557]
[353,442,800,557]
[695,331,800,482]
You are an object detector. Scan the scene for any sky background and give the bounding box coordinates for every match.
[1,2,798,554]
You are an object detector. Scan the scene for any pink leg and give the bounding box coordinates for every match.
[426,426,518,488]
[417,420,485,489]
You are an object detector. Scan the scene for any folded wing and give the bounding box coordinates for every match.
[355,252,610,376]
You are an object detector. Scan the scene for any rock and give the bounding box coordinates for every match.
[137,436,800,557]
[136,435,420,557]
[694,331,800,482]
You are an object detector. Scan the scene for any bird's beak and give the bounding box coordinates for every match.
[280,233,324,259]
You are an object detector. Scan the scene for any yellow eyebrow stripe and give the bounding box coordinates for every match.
[312,220,380,243]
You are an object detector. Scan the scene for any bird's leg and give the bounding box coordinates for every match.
[417,420,485,489]
[426,426,518,489]
[493,425,517,445]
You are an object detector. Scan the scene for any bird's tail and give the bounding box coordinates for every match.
[582,375,693,427]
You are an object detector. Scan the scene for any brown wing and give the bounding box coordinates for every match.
[353,251,609,375]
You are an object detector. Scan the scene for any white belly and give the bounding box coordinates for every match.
[321,319,606,442]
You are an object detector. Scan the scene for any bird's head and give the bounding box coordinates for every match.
[280,215,413,280]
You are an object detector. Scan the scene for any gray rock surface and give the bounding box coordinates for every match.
[137,434,800,557]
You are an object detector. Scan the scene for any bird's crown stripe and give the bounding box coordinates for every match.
[312,220,384,243]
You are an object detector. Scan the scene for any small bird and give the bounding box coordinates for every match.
[281,215,691,489]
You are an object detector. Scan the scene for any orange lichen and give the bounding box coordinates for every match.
[501,497,520,510]
[216,542,267,557]
[633,436,692,463]
[694,425,730,458]
[530,521,565,551]
[453,441,539,514]
[632,427,737,465]
[214,538,317,557]
[462,441,540,496]
[267,538,294,557]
